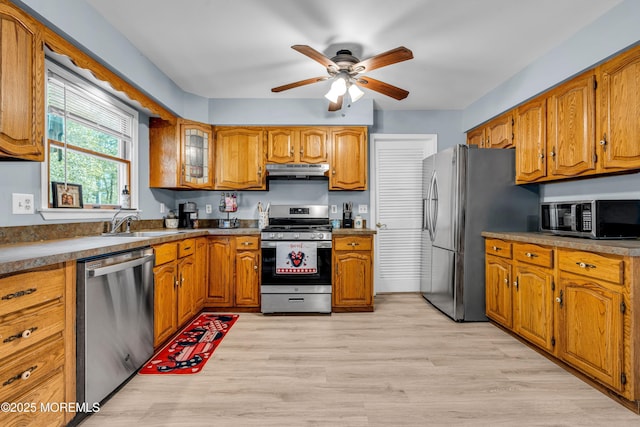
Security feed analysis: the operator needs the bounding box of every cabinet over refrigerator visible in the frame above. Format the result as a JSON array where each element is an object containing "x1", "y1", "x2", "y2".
[{"x1": 421, "y1": 145, "x2": 539, "y2": 321}]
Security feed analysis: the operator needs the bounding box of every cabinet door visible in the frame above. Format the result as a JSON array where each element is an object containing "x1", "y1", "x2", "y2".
[
  {"x1": 266, "y1": 128, "x2": 295, "y2": 163},
  {"x1": 194, "y1": 237, "x2": 208, "y2": 310},
  {"x1": 485, "y1": 255, "x2": 512, "y2": 328},
  {"x1": 547, "y1": 73, "x2": 596, "y2": 178},
  {"x1": 207, "y1": 237, "x2": 233, "y2": 306},
  {"x1": 513, "y1": 265, "x2": 554, "y2": 352},
  {"x1": 215, "y1": 128, "x2": 265, "y2": 189},
  {"x1": 177, "y1": 255, "x2": 195, "y2": 326},
  {"x1": 234, "y1": 249, "x2": 260, "y2": 307},
  {"x1": 333, "y1": 251, "x2": 372, "y2": 308},
  {"x1": 153, "y1": 262, "x2": 178, "y2": 346},
  {"x1": 466, "y1": 127, "x2": 485, "y2": 148},
  {"x1": 299, "y1": 127, "x2": 328, "y2": 163},
  {"x1": 485, "y1": 113, "x2": 513, "y2": 149},
  {"x1": 180, "y1": 122, "x2": 213, "y2": 188},
  {"x1": 515, "y1": 97, "x2": 547, "y2": 183},
  {"x1": 597, "y1": 45, "x2": 640, "y2": 171},
  {"x1": 0, "y1": 4, "x2": 44, "y2": 161},
  {"x1": 330, "y1": 127, "x2": 367, "y2": 190},
  {"x1": 557, "y1": 275, "x2": 624, "y2": 392}
]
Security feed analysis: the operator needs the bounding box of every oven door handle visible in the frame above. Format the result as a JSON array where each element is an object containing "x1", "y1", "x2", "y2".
[{"x1": 262, "y1": 241, "x2": 332, "y2": 249}]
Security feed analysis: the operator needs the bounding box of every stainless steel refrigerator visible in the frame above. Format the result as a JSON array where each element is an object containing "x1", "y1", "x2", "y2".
[{"x1": 421, "y1": 145, "x2": 538, "y2": 321}]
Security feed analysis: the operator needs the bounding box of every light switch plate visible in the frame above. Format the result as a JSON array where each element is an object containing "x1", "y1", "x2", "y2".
[
  {"x1": 206, "y1": 204, "x2": 212, "y2": 214},
  {"x1": 358, "y1": 204, "x2": 368, "y2": 214},
  {"x1": 331, "y1": 205, "x2": 338, "y2": 214},
  {"x1": 12, "y1": 193, "x2": 34, "y2": 214},
  {"x1": 160, "y1": 203, "x2": 165, "y2": 213}
]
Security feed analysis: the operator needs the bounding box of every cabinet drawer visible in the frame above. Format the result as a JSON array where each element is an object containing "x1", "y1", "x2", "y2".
[
  {"x1": 485, "y1": 239, "x2": 512, "y2": 259},
  {"x1": 1, "y1": 368, "x2": 66, "y2": 427},
  {"x1": 513, "y1": 243, "x2": 553, "y2": 268},
  {"x1": 558, "y1": 249, "x2": 624, "y2": 285},
  {"x1": 0, "y1": 302, "x2": 64, "y2": 361},
  {"x1": 0, "y1": 335, "x2": 64, "y2": 403},
  {"x1": 236, "y1": 235, "x2": 260, "y2": 250},
  {"x1": 334, "y1": 236, "x2": 372, "y2": 251},
  {"x1": 154, "y1": 242, "x2": 177, "y2": 265},
  {"x1": 178, "y1": 238, "x2": 195, "y2": 257},
  {"x1": 0, "y1": 265, "x2": 65, "y2": 318}
]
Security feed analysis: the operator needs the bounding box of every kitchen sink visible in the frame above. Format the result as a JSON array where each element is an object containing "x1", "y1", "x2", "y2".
[{"x1": 101, "y1": 231, "x2": 186, "y2": 237}]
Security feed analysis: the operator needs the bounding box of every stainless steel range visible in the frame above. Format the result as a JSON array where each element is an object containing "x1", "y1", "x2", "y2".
[{"x1": 260, "y1": 205, "x2": 332, "y2": 314}]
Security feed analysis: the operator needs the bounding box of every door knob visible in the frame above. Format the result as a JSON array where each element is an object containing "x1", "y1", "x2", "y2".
[{"x1": 376, "y1": 222, "x2": 387, "y2": 229}]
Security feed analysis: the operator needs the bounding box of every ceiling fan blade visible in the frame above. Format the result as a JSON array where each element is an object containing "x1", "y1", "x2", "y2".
[
  {"x1": 351, "y1": 46, "x2": 413, "y2": 73},
  {"x1": 271, "y1": 76, "x2": 328, "y2": 93},
  {"x1": 292, "y1": 45, "x2": 339, "y2": 70},
  {"x1": 328, "y1": 95, "x2": 343, "y2": 112},
  {"x1": 354, "y1": 76, "x2": 409, "y2": 100}
]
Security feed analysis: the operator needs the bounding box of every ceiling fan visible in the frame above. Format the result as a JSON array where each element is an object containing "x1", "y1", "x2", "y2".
[{"x1": 271, "y1": 45, "x2": 414, "y2": 111}]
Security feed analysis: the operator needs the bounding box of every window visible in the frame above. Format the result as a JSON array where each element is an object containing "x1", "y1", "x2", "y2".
[{"x1": 41, "y1": 60, "x2": 138, "y2": 219}]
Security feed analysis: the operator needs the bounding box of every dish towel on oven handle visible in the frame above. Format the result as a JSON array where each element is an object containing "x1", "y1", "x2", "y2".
[{"x1": 275, "y1": 241, "x2": 318, "y2": 274}]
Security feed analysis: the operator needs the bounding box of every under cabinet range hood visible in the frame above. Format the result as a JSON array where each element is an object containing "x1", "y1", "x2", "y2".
[{"x1": 266, "y1": 163, "x2": 329, "y2": 180}]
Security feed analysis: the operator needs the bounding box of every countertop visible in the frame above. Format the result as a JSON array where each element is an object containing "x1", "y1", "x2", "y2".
[
  {"x1": 0, "y1": 226, "x2": 376, "y2": 275},
  {"x1": 482, "y1": 231, "x2": 640, "y2": 257},
  {"x1": 0, "y1": 228, "x2": 259, "y2": 276}
]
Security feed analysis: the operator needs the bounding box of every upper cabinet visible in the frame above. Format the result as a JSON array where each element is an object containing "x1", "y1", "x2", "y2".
[
  {"x1": 466, "y1": 113, "x2": 514, "y2": 149},
  {"x1": 214, "y1": 127, "x2": 266, "y2": 190},
  {"x1": 266, "y1": 127, "x2": 328, "y2": 164},
  {"x1": 515, "y1": 72, "x2": 597, "y2": 184},
  {"x1": 596, "y1": 44, "x2": 640, "y2": 172},
  {"x1": 330, "y1": 127, "x2": 368, "y2": 190},
  {"x1": 0, "y1": 2, "x2": 44, "y2": 161},
  {"x1": 149, "y1": 118, "x2": 214, "y2": 189}
]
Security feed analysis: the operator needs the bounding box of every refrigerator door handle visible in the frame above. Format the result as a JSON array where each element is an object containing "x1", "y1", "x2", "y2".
[
  {"x1": 427, "y1": 172, "x2": 436, "y2": 241},
  {"x1": 429, "y1": 172, "x2": 439, "y2": 239},
  {"x1": 422, "y1": 198, "x2": 429, "y2": 231}
]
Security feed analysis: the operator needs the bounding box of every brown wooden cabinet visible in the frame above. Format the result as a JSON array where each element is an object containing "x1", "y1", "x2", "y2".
[
  {"x1": 0, "y1": 261, "x2": 75, "y2": 426},
  {"x1": 152, "y1": 239, "x2": 198, "y2": 347},
  {"x1": 206, "y1": 235, "x2": 260, "y2": 310},
  {"x1": 467, "y1": 112, "x2": 514, "y2": 149},
  {"x1": 485, "y1": 239, "x2": 513, "y2": 328},
  {"x1": 329, "y1": 127, "x2": 368, "y2": 190},
  {"x1": 596, "y1": 44, "x2": 640, "y2": 172},
  {"x1": 515, "y1": 72, "x2": 596, "y2": 184},
  {"x1": 266, "y1": 127, "x2": 328, "y2": 164},
  {"x1": 194, "y1": 237, "x2": 208, "y2": 309},
  {"x1": 0, "y1": 2, "x2": 44, "y2": 161},
  {"x1": 332, "y1": 235, "x2": 374, "y2": 311},
  {"x1": 556, "y1": 248, "x2": 624, "y2": 393},
  {"x1": 149, "y1": 118, "x2": 213, "y2": 189},
  {"x1": 214, "y1": 127, "x2": 266, "y2": 190}
]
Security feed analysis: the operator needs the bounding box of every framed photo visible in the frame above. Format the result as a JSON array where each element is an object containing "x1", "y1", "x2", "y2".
[{"x1": 51, "y1": 182, "x2": 83, "y2": 208}]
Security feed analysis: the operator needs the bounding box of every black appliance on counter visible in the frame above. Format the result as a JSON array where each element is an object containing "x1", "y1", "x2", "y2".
[
  {"x1": 260, "y1": 205, "x2": 332, "y2": 314},
  {"x1": 342, "y1": 202, "x2": 353, "y2": 228},
  {"x1": 178, "y1": 202, "x2": 198, "y2": 228}
]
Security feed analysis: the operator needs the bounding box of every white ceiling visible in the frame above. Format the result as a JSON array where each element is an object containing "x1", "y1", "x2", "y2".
[{"x1": 85, "y1": 0, "x2": 622, "y2": 111}]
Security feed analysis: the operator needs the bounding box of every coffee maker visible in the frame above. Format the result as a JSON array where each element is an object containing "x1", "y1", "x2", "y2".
[
  {"x1": 342, "y1": 202, "x2": 353, "y2": 228},
  {"x1": 178, "y1": 202, "x2": 198, "y2": 228}
]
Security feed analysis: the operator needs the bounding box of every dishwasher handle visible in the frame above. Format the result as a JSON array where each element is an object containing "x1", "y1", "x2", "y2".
[{"x1": 88, "y1": 253, "x2": 154, "y2": 278}]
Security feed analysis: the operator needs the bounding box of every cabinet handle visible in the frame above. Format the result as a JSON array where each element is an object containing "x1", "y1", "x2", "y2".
[
  {"x1": 290, "y1": 148, "x2": 294, "y2": 155},
  {"x1": 258, "y1": 166, "x2": 263, "y2": 177},
  {"x1": 254, "y1": 264, "x2": 258, "y2": 270},
  {"x1": 504, "y1": 277, "x2": 509, "y2": 288},
  {"x1": 349, "y1": 242, "x2": 360, "y2": 247},
  {"x1": 3, "y1": 366, "x2": 37, "y2": 386},
  {"x1": 600, "y1": 133, "x2": 607, "y2": 147},
  {"x1": 332, "y1": 169, "x2": 336, "y2": 175},
  {"x1": 242, "y1": 241, "x2": 253, "y2": 246},
  {"x1": 576, "y1": 262, "x2": 596, "y2": 269},
  {"x1": 556, "y1": 290, "x2": 563, "y2": 307},
  {"x1": 180, "y1": 273, "x2": 184, "y2": 286},
  {"x1": 525, "y1": 252, "x2": 538, "y2": 258},
  {"x1": 513, "y1": 277, "x2": 519, "y2": 290},
  {"x1": 2, "y1": 288, "x2": 37, "y2": 300},
  {"x1": 335, "y1": 262, "x2": 339, "y2": 274},
  {"x1": 183, "y1": 246, "x2": 192, "y2": 251},
  {"x1": 549, "y1": 151, "x2": 556, "y2": 157},
  {"x1": 174, "y1": 276, "x2": 178, "y2": 288},
  {"x1": 300, "y1": 148, "x2": 304, "y2": 155},
  {"x1": 491, "y1": 246, "x2": 502, "y2": 251},
  {"x1": 3, "y1": 327, "x2": 38, "y2": 343},
  {"x1": 538, "y1": 153, "x2": 544, "y2": 159}
]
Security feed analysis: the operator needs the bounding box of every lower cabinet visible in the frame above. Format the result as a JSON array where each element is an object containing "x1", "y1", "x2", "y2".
[
  {"x1": 332, "y1": 235, "x2": 374, "y2": 312},
  {"x1": 484, "y1": 236, "x2": 637, "y2": 406},
  {"x1": 152, "y1": 239, "x2": 199, "y2": 347},
  {"x1": 0, "y1": 261, "x2": 75, "y2": 427},
  {"x1": 206, "y1": 235, "x2": 260, "y2": 310}
]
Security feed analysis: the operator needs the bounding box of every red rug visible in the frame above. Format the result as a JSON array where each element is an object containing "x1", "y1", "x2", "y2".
[{"x1": 139, "y1": 313, "x2": 238, "y2": 375}]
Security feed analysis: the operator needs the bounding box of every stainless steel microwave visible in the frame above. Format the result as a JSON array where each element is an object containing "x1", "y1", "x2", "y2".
[{"x1": 540, "y1": 200, "x2": 640, "y2": 239}]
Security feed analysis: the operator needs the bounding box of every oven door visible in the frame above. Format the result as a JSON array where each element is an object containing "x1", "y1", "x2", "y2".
[{"x1": 261, "y1": 240, "x2": 332, "y2": 287}]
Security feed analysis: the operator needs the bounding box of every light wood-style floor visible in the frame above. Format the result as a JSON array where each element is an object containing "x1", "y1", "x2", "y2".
[{"x1": 80, "y1": 293, "x2": 640, "y2": 426}]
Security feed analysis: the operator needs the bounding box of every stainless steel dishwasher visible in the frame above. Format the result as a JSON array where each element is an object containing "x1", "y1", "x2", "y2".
[{"x1": 76, "y1": 247, "x2": 155, "y2": 406}]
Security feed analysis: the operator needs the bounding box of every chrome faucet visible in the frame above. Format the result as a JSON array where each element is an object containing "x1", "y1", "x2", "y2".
[{"x1": 109, "y1": 210, "x2": 140, "y2": 234}]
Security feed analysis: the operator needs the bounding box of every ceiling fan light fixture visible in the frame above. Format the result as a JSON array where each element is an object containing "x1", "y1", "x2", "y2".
[
  {"x1": 324, "y1": 74, "x2": 348, "y2": 103},
  {"x1": 348, "y1": 83, "x2": 364, "y2": 103}
]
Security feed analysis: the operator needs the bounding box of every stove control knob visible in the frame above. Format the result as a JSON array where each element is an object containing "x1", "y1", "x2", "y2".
[
  {"x1": 269, "y1": 233, "x2": 275, "y2": 239},
  {"x1": 277, "y1": 233, "x2": 284, "y2": 239},
  {"x1": 310, "y1": 233, "x2": 317, "y2": 239},
  {"x1": 294, "y1": 233, "x2": 300, "y2": 239},
  {"x1": 316, "y1": 233, "x2": 323, "y2": 240}
]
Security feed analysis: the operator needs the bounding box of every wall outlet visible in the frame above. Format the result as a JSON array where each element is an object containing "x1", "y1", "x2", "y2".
[
  {"x1": 12, "y1": 193, "x2": 34, "y2": 214},
  {"x1": 160, "y1": 202, "x2": 165, "y2": 214},
  {"x1": 206, "y1": 204, "x2": 212, "y2": 214},
  {"x1": 358, "y1": 204, "x2": 368, "y2": 214},
  {"x1": 331, "y1": 205, "x2": 338, "y2": 214}
]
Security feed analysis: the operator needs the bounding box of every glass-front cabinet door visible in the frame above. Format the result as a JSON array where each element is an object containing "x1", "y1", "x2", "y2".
[{"x1": 181, "y1": 122, "x2": 212, "y2": 188}]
